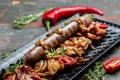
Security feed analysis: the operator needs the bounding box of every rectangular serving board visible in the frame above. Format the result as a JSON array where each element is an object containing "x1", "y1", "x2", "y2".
[{"x1": 0, "y1": 14, "x2": 120, "y2": 80}]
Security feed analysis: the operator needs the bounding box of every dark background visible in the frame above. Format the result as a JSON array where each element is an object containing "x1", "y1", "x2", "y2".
[{"x1": 0, "y1": 0, "x2": 120, "y2": 80}]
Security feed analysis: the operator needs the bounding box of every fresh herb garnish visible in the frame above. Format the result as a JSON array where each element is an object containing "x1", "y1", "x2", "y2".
[
  {"x1": 5, "y1": 60, "x2": 22, "y2": 75},
  {"x1": 90, "y1": 15, "x2": 95, "y2": 21},
  {"x1": 13, "y1": 8, "x2": 53, "y2": 29},
  {"x1": 50, "y1": 48, "x2": 56, "y2": 54},
  {"x1": 44, "y1": 50, "x2": 50, "y2": 55},
  {"x1": 63, "y1": 22, "x2": 68, "y2": 25},
  {"x1": 61, "y1": 20, "x2": 68, "y2": 26},
  {"x1": 44, "y1": 48, "x2": 66, "y2": 57},
  {"x1": 2, "y1": 54, "x2": 11, "y2": 59},
  {"x1": 1, "y1": 50, "x2": 22, "y2": 75},
  {"x1": 59, "y1": 47, "x2": 66, "y2": 56},
  {"x1": 82, "y1": 61, "x2": 105, "y2": 80},
  {"x1": 1, "y1": 50, "x2": 16, "y2": 59},
  {"x1": 44, "y1": 48, "x2": 57, "y2": 56},
  {"x1": 59, "y1": 47, "x2": 65, "y2": 53}
]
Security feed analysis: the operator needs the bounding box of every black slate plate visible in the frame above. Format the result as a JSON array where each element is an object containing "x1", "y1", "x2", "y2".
[{"x1": 0, "y1": 14, "x2": 120, "y2": 80}]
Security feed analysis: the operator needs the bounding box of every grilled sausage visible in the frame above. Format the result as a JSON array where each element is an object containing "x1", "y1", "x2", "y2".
[
  {"x1": 23, "y1": 46, "x2": 44, "y2": 66},
  {"x1": 23, "y1": 14, "x2": 93, "y2": 66}
]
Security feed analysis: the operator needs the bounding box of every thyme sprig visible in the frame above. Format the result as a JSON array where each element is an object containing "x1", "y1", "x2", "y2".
[
  {"x1": 83, "y1": 61, "x2": 105, "y2": 80},
  {"x1": 13, "y1": 8, "x2": 53, "y2": 29}
]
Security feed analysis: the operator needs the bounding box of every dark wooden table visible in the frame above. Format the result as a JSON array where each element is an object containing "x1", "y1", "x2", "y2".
[{"x1": 0, "y1": 0, "x2": 120, "y2": 80}]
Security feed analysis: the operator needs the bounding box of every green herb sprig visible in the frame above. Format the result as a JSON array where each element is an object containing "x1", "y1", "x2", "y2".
[
  {"x1": 44, "y1": 47, "x2": 66, "y2": 57},
  {"x1": 13, "y1": 8, "x2": 53, "y2": 29},
  {"x1": 44, "y1": 48, "x2": 57, "y2": 56},
  {"x1": 82, "y1": 61, "x2": 105, "y2": 80},
  {"x1": 59, "y1": 47, "x2": 65, "y2": 53},
  {"x1": 5, "y1": 60, "x2": 22, "y2": 75},
  {"x1": 1, "y1": 50, "x2": 16, "y2": 59},
  {"x1": 1, "y1": 50, "x2": 22, "y2": 75},
  {"x1": 59, "y1": 47, "x2": 66, "y2": 56}
]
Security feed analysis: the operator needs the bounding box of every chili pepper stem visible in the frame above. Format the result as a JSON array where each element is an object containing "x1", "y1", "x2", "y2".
[
  {"x1": 45, "y1": 20, "x2": 51, "y2": 30},
  {"x1": 90, "y1": 15, "x2": 95, "y2": 21},
  {"x1": 14, "y1": 8, "x2": 53, "y2": 29}
]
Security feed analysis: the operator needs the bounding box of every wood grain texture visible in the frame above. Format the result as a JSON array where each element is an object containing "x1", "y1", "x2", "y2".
[{"x1": 0, "y1": 0, "x2": 120, "y2": 80}]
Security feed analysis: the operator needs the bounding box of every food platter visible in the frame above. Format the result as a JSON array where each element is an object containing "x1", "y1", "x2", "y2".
[{"x1": 0, "y1": 14, "x2": 120, "y2": 80}]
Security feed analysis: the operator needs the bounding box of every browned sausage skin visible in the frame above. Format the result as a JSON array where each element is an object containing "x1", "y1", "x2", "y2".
[
  {"x1": 22, "y1": 14, "x2": 93, "y2": 66},
  {"x1": 23, "y1": 46, "x2": 44, "y2": 66}
]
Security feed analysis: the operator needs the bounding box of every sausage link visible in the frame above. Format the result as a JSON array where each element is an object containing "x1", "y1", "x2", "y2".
[
  {"x1": 23, "y1": 14, "x2": 93, "y2": 65},
  {"x1": 44, "y1": 33, "x2": 60, "y2": 49},
  {"x1": 81, "y1": 14, "x2": 93, "y2": 27},
  {"x1": 62, "y1": 22, "x2": 79, "y2": 38},
  {"x1": 42, "y1": 22, "x2": 79, "y2": 50},
  {"x1": 23, "y1": 46, "x2": 44, "y2": 66}
]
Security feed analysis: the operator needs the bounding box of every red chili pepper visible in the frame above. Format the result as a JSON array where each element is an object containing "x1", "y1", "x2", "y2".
[
  {"x1": 42, "y1": 6, "x2": 104, "y2": 30},
  {"x1": 103, "y1": 56, "x2": 120, "y2": 73},
  {"x1": 93, "y1": 22, "x2": 108, "y2": 29},
  {"x1": 58, "y1": 57, "x2": 77, "y2": 66},
  {"x1": 99, "y1": 23, "x2": 108, "y2": 29}
]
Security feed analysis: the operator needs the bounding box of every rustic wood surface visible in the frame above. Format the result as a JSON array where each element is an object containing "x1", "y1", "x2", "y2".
[{"x1": 0, "y1": 0, "x2": 120, "y2": 80}]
